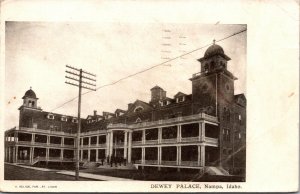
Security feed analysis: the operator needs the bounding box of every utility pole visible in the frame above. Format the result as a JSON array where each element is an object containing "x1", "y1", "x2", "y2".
[{"x1": 65, "y1": 65, "x2": 96, "y2": 180}]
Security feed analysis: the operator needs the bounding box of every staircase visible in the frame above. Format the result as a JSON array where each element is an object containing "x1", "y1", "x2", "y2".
[{"x1": 205, "y1": 166, "x2": 230, "y2": 176}]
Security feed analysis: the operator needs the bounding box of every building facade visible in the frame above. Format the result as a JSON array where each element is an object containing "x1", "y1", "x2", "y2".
[{"x1": 4, "y1": 43, "x2": 246, "y2": 176}]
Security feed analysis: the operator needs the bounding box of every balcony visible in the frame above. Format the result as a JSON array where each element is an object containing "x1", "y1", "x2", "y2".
[
  {"x1": 180, "y1": 136, "x2": 199, "y2": 143},
  {"x1": 161, "y1": 160, "x2": 177, "y2": 166},
  {"x1": 108, "y1": 113, "x2": 218, "y2": 129},
  {"x1": 144, "y1": 140, "x2": 159, "y2": 145},
  {"x1": 180, "y1": 161, "x2": 198, "y2": 166},
  {"x1": 16, "y1": 127, "x2": 76, "y2": 136},
  {"x1": 16, "y1": 140, "x2": 76, "y2": 148},
  {"x1": 80, "y1": 130, "x2": 106, "y2": 136},
  {"x1": 145, "y1": 160, "x2": 158, "y2": 165},
  {"x1": 132, "y1": 141, "x2": 143, "y2": 146},
  {"x1": 161, "y1": 138, "x2": 177, "y2": 144},
  {"x1": 204, "y1": 137, "x2": 219, "y2": 146}
]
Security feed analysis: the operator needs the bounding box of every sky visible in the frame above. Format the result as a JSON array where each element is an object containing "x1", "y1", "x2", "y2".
[{"x1": 5, "y1": 22, "x2": 246, "y2": 129}]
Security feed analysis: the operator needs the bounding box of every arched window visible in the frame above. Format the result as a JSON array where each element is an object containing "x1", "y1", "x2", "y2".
[
  {"x1": 136, "y1": 118, "x2": 142, "y2": 123},
  {"x1": 134, "y1": 106, "x2": 144, "y2": 113},
  {"x1": 204, "y1": 63, "x2": 209, "y2": 72},
  {"x1": 210, "y1": 61, "x2": 215, "y2": 70}
]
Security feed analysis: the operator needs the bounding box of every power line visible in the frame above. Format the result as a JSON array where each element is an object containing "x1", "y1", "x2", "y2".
[{"x1": 50, "y1": 28, "x2": 247, "y2": 112}]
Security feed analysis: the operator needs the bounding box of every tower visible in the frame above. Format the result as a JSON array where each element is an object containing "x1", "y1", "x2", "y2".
[
  {"x1": 18, "y1": 87, "x2": 42, "y2": 128},
  {"x1": 190, "y1": 40, "x2": 237, "y2": 116},
  {"x1": 21, "y1": 87, "x2": 38, "y2": 109},
  {"x1": 149, "y1": 85, "x2": 166, "y2": 107}
]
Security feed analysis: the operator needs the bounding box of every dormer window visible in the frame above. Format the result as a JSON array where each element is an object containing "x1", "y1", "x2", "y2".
[
  {"x1": 61, "y1": 116, "x2": 67, "y2": 122},
  {"x1": 204, "y1": 63, "x2": 209, "y2": 72},
  {"x1": 72, "y1": 118, "x2": 78, "y2": 123},
  {"x1": 134, "y1": 106, "x2": 144, "y2": 113},
  {"x1": 47, "y1": 114, "x2": 54, "y2": 120},
  {"x1": 176, "y1": 96, "x2": 185, "y2": 103},
  {"x1": 136, "y1": 118, "x2": 142, "y2": 123},
  {"x1": 162, "y1": 100, "x2": 170, "y2": 106},
  {"x1": 97, "y1": 117, "x2": 102, "y2": 121}
]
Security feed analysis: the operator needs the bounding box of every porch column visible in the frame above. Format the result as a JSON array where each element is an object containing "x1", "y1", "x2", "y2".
[
  {"x1": 32, "y1": 134, "x2": 35, "y2": 144},
  {"x1": 8, "y1": 147, "x2": 11, "y2": 163},
  {"x1": 88, "y1": 137, "x2": 91, "y2": 148},
  {"x1": 15, "y1": 146, "x2": 19, "y2": 163},
  {"x1": 124, "y1": 131, "x2": 128, "y2": 159},
  {"x1": 128, "y1": 131, "x2": 132, "y2": 163},
  {"x1": 4, "y1": 148, "x2": 7, "y2": 162},
  {"x1": 106, "y1": 133, "x2": 110, "y2": 157},
  {"x1": 46, "y1": 148, "x2": 49, "y2": 161},
  {"x1": 142, "y1": 130, "x2": 145, "y2": 144},
  {"x1": 199, "y1": 145, "x2": 205, "y2": 166},
  {"x1": 177, "y1": 125, "x2": 181, "y2": 142},
  {"x1": 199, "y1": 122, "x2": 205, "y2": 141},
  {"x1": 47, "y1": 135, "x2": 50, "y2": 145},
  {"x1": 31, "y1": 147, "x2": 35, "y2": 163},
  {"x1": 60, "y1": 149, "x2": 64, "y2": 160},
  {"x1": 142, "y1": 147, "x2": 145, "y2": 164},
  {"x1": 12, "y1": 147, "x2": 16, "y2": 163},
  {"x1": 158, "y1": 146, "x2": 161, "y2": 165},
  {"x1": 14, "y1": 131, "x2": 18, "y2": 143},
  {"x1": 177, "y1": 146, "x2": 181, "y2": 166},
  {"x1": 158, "y1": 128, "x2": 162, "y2": 144},
  {"x1": 96, "y1": 136, "x2": 99, "y2": 147},
  {"x1": 61, "y1": 137, "x2": 64, "y2": 147},
  {"x1": 88, "y1": 149, "x2": 90, "y2": 161},
  {"x1": 96, "y1": 149, "x2": 99, "y2": 162},
  {"x1": 109, "y1": 131, "x2": 114, "y2": 157},
  {"x1": 80, "y1": 150, "x2": 83, "y2": 161}
]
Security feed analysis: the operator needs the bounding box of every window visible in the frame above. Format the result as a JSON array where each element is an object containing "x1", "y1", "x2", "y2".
[
  {"x1": 210, "y1": 61, "x2": 215, "y2": 70},
  {"x1": 134, "y1": 106, "x2": 144, "y2": 113},
  {"x1": 204, "y1": 63, "x2": 209, "y2": 72},
  {"x1": 223, "y1": 129, "x2": 230, "y2": 141},
  {"x1": 72, "y1": 118, "x2": 78, "y2": 123},
  {"x1": 136, "y1": 118, "x2": 142, "y2": 123},
  {"x1": 61, "y1": 116, "x2": 67, "y2": 122},
  {"x1": 47, "y1": 114, "x2": 54, "y2": 120},
  {"x1": 223, "y1": 107, "x2": 230, "y2": 121},
  {"x1": 162, "y1": 100, "x2": 169, "y2": 106},
  {"x1": 177, "y1": 96, "x2": 185, "y2": 103}
]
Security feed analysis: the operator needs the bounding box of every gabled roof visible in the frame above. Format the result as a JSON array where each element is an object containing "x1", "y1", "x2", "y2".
[
  {"x1": 234, "y1": 93, "x2": 246, "y2": 107},
  {"x1": 115, "y1": 109, "x2": 126, "y2": 113},
  {"x1": 127, "y1": 99, "x2": 153, "y2": 113},
  {"x1": 151, "y1": 85, "x2": 163, "y2": 90},
  {"x1": 174, "y1": 92, "x2": 187, "y2": 97},
  {"x1": 234, "y1": 94, "x2": 246, "y2": 101}
]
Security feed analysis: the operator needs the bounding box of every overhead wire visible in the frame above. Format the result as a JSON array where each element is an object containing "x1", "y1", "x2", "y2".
[{"x1": 50, "y1": 28, "x2": 247, "y2": 112}]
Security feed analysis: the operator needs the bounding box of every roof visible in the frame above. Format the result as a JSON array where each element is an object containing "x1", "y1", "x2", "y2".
[
  {"x1": 22, "y1": 88, "x2": 37, "y2": 99},
  {"x1": 151, "y1": 85, "x2": 163, "y2": 90},
  {"x1": 198, "y1": 43, "x2": 231, "y2": 61},
  {"x1": 174, "y1": 92, "x2": 187, "y2": 97}
]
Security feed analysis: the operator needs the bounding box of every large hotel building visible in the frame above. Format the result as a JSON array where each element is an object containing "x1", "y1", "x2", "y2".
[{"x1": 4, "y1": 42, "x2": 246, "y2": 176}]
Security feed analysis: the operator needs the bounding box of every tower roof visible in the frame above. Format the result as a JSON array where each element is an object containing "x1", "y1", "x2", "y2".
[
  {"x1": 199, "y1": 41, "x2": 231, "y2": 61},
  {"x1": 22, "y1": 87, "x2": 37, "y2": 99},
  {"x1": 204, "y1": 44, "x2": 225, "y2": 58}
]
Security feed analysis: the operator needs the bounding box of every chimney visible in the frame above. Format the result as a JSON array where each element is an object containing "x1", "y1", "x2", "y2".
[
  {"x1": 150, "y1": 86, "x2": 166, "y2": 102},
  {"x1": 128, "y1": 103, "x2": 133, "y2": 110},
  {"x1": 94, "y1": 110, "x2": 97, "y2": 116}
]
